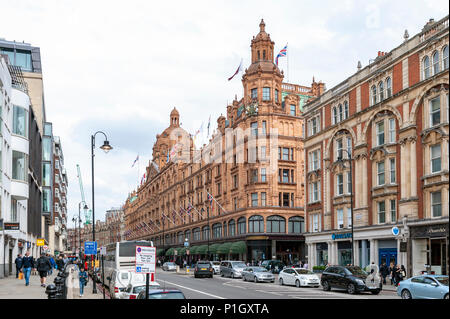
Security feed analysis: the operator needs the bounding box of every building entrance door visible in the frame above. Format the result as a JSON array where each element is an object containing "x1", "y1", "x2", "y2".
[{"x1": 379, "y1": 248, "x2": 397, "y2": 267}]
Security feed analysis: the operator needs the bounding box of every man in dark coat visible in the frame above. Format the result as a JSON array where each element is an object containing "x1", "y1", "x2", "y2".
[
  {"x1": 36, "y1": 253, "x2": 52, "y2": 287},
  {"x1": 379, "y1": 262, "x2": 389, "y2": 284},
  {"x1": 56, "y1": 255, "x2": 65, "y2": 271},
  {"x1": 15, "y1": 254, "x2": 23, "y2": 278},
  {"x1": 22, "y1": 251, "x2": 35, "y2": 286}
]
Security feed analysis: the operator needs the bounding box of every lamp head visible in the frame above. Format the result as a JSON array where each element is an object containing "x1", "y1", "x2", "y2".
[
  {"x1": 83, "y1": 204, "x2": 89, "y2": 210},
  {"x1": 100, "y1": 140, "x2": 113, "y2": 153}
]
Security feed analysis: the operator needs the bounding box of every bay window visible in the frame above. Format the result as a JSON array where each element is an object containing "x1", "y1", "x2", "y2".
[
  {"x1": 13, "y1": 105, "x2": 28, "y2": 138},
  {"x1": 12, "y1": 151, "x2": 27, "y2": 181}
]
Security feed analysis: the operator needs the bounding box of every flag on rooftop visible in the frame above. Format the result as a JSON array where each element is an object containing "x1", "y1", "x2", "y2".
[
  {"x1": 276, "y1": 44, "x2": 287, "y2": 65},
  {"x1": 228, "y1": 58, "x2": 243, "y2": 81}
]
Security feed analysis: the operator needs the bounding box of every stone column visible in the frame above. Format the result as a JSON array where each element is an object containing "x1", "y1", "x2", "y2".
[
  {"x1": 361, "y1": 239, "x2": 368, "y2": 268},
  {"x1": 409, "y1": 137, "x2": 417, "y2": 198},
  {"x1": 400, "y1": 139, "x2": 407, "y2": 199},
  {"x1": 354, "y1": 157, "x2": 361, "y2": 208},
  {"x1": 326, "y1": 168, "x2": 331, "y2": 215},
  {"x1": 362, "y1": 156, "x2": 368, "y2": 207},
  {"x1": 327, "y1": 241, "x2": 332, "y2": 265},
  {"x1": 369, "y1": 239, "x2": 376, "y2": 265},
  {"x1": 353, "y1": 240, "x2": 359, "y2": 266},
  {"x1": 271, "y1": 240, "x2": 277, "y2": 259}
]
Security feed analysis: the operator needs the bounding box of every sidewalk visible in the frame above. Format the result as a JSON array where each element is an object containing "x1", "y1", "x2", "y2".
[
  {"x1": 65, "y1": 264, "x2": 104, "y2": 299},
  {"x1": 0, "y1": 271, "x2": 57, "y2": 299}
]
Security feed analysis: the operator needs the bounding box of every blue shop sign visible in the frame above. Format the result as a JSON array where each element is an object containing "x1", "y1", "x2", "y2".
[{"x1": 332, "y1": 233, "x2": 352, "y2": 240}]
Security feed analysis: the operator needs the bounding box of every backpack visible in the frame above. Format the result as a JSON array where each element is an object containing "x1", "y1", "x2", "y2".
[{"x1": 37, "y1": 258, "x2": 48, "y2": 270}]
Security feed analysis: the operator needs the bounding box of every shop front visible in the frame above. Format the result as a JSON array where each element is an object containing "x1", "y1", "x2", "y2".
[{"x1": 410, "y1": 222, "x2": 448, "y2": 276}]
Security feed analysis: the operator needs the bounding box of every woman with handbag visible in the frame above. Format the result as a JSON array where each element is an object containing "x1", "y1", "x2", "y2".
[{"x1": 79, "y1": 267, "x2": 88, "y2": 297}]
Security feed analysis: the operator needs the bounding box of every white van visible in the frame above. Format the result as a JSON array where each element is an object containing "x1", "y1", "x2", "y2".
[{"x1": 108, "y1": 270, "x2": 148, "y2": 299}]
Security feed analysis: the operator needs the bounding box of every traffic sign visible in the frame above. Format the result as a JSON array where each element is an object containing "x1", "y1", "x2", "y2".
[
  {"x1": 37, "y1": 239, "x2": 45, "y2": 246},
  {"x1": 135, "y1": 246, "x2": 156, "y2": 276},
  {"x1": 84, "y1": 241, "x2": 97, "y2": 255},
  {"x1": 392, "y1": 226, "x2": 400, "y2": 236},
  {"x1": 184, "y1": 241, "x2": 189, "y2": 247},
  {"x1": 100, "y1": 246, "x2": 106, "y2": 256}
]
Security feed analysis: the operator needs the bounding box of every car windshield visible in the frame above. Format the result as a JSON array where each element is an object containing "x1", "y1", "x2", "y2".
[
  {"x1": 167, "y1": 263, "x2": 176, "y2": 266},
  {"x1": 148, "y1": 292, "x2": 185, "y2": 299},
  {"x1": 434, "y1": 276, "x2": 449, "y2": 286},
  {"x1": 253, "y1": 267, "x2": 268, "y2": 272},
  {"x1": 197, "y1": 263, "x2": 210, "y2": 268},
  {"x1": 133, "y1": 286, "x2": 146, "y2": 293},
  {"x1": 345, "y1": 266, "x2": 367, "y2": 276},
  {"x1": 294, "y1": 269, "x2": 314, "y2": 275},
  {"x1": 232, "y1": 262, "x2": 246, "y2": 268},
  {"x1": 212, "y1": 262, "x2": 220, "y2": 265}
]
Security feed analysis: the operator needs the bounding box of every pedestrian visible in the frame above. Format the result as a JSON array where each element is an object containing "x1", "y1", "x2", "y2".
[
  {"x1": 389, "y1": 262, "x2": 395, "y2": 285},
  {"x1": 400, "y1": 265, "x2": 407, "y2": 283},
  {"x1": 47, "y1": 254, "x2": 56, "y2": 276},
  {"x1": 63, "y1": 254, "x2": 69, "y2": 265},
  {"x1": 56, "y1": 255, "x2": 64, "y2": 271},
  {"x1": 15, "y1": 254, "x2": 23, "y2": 278},
  {"x1": 393, "y1": 264, "x2": 402, "y2": 286},
  {"x1": 36, "y1": 253, "x2": 52, "y2": 287},
  {"x1": 380, "y1": 262, "x2": 388, "y2": 284},
  {"x1": 79, "y1": 267, "x2": 88, "y2": 297},
  {"x1": 22, "y1": 250, "x2": 35, "y2": 286}
]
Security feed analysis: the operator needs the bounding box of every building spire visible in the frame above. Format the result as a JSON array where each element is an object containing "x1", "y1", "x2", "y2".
[{"x1": 260, "y1": 19, "x2": 265, "y2": 32}]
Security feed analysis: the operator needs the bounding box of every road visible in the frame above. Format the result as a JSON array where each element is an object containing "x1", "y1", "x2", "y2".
[{"x1": 153, "y1": 268, "x2": 399, "y2": 299}]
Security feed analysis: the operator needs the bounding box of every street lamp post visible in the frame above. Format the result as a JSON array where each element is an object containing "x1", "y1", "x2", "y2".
[
  {"x1": 337, "y1": 148, "x2": 354, "y2": 266},
  {"x1": 78, "y1": 201, "x2": 88, "y2": 260},
  {"x1": 72, "y1": 217, "x2": 77, "y2": 253},
  {"x1": 91, "y1": 131, "x2": 113, "y2": 294}
]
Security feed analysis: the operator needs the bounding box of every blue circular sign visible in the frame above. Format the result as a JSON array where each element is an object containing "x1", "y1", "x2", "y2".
[
  {"x1": 392, "y1": 226, "x2": 400, "y2": 236},
  {"x1": 137, "y1": 247, "x2": 142, "y2": 253},
  {"x1": 331, "y1": 234, "x2": 336, "y2": 240}
]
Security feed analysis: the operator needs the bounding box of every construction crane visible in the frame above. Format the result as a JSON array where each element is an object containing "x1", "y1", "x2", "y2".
[{"x1": 77, "y1": 164, "x2": 91, "y2": 225}]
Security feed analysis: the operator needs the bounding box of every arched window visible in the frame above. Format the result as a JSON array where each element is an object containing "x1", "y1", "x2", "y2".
[
  {"x1": 177, "y1": 231, "x2": 183, "y2": 243},
  {"x1": 228, "y1": 219, "x2": 236, "y2": 237},
  {"x1": 423, "y1": 56, "x2": 430, "y2": 79},
  {"x1": 288, "y1": 216, "x2": 304, "y2": 233},
  {"x1": 386, "y1": 77, "x2": 392, "y2": 98},
  {"x1": 212, "y1": 223, "x2": 222, "y2": 239},
  {"x1": 378, "y1": 81, "x2": 384, "y2": 101},
  {"x1": 248, "y1": 215, "x2": 264, "y2": 233},
  {"x1": 432, "y1": 51, "x2": 440, "y2": 75},
  {"x1": 371, "y1": 85, "x2": 377, "y2": 105},
  {"x1": 193, "y1": 227, "x2": 201, "y2": 241},
  {"x1": 185, "y1": 230, "x2": 191, "y2": 242},
  {"x1": 333, "y1": 107, "x2": 338, "y2": 124},
  {"x1": 338, "y1": 104, "x2": 343, "y2": 122},
  {"x1": 267, "y1": 215, "x2": 286, "y2": 233},
  {"x1": 202, "y1": 226, "x2": 210, "y2": 241},
  {"x1": 343, "y1": 101, "x2": 349, "y2": 119},
  {"x1": 237, "y1": 217, "x2": 246, "y2": 234},
  {"x1": 223, "y1": 222, "x2": 227, "y2": 237},
  {"x1": 443, "y1": 46, "x2": 449, "y2": 70}
]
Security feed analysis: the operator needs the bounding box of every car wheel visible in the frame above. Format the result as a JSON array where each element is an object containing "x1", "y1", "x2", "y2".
[
  {"x1": 371, "y1": 289, "x2": 381, "y2": 295},
  {"x1": 347, "y1": 283, "x2": 356, "y2": 295},
  {"x1": 401, "y1": 289, "x2": 412, "y2": 299},
  {"x1": 295, "y1": 280, "x2": 300, "y2": 288},
  {"x1": 254, "y1": 276, "x2": 258, "y2": 283},
  {"x1": 279, "y1": 278, "x2": 284, "y2": 286},
  {"x1": 210, "y1": 275, "x2": 213, "y2": 278},
  {"x1": 322, "y1": 280, "x2": 331, "y2": 291},
  {"x1": 444, "y1": 294, "x2": 448, "y2": 300},
  {"x1": 243, "y1": 276, "x2": 246, "y2": 281},
  {"x1": 231, "y1": 273, "x2": 235, "y2": 279},
  {"x1": 220, "y1": 272, "x2": 224, "y2": 277}
]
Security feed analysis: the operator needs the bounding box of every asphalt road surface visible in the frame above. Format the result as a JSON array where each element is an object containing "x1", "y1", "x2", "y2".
[{"x1": 154, "y1": 268, "x2": 400, "y2": 299}]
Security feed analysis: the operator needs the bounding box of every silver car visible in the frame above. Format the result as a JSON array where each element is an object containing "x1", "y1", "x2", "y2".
[
  {"x1": 242, "y1": 267, "x2": 275, "y2": 283},
  {"x1": 162, "y1": 262, "x2": 177, "y2": 271},
  {"x1": 211, "y1": 261, "x2": 221, "y2": 274},
  {"x1": 220, "y1": 261, "x2": 246, "y2": 278}
]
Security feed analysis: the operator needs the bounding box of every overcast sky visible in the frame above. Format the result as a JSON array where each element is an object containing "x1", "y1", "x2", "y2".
[{"x1": 0, "y1": 0, "x2": 448, "y2": 225}]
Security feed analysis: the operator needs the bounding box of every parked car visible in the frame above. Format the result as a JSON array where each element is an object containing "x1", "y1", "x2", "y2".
[
  {"x1": 120, "y1": 281, "x2": 161, "y2": 299},
  {"x1": 242, "y1": 267, "x2": 275, "y2": 283},
  {"x1": 137, "y1": 289, "x2": 186, "y2": 299},
  {"x1": 261, "y1": 260, "x2": 285, "y2": 274},
  {"x1": 321, "y1": 265, "x2": 382, "y2": 295},
  {"x1": 162, "y1": 262, "x2": 177, "y2": 271},
  {"x1": 397, "y1": 275, "x2": 448, "y2": 299},
  {"x1": 220, "y1": 261, "x2": 247, "y2": 278},
  {"x1": 194, "y1": 261, "x2": 214, "y2": 278},
  {"x1": 211, "y1": 261, "x2": 221, "y2": 274},
  {"x1": 279, "y1": 268, "x2": 320, "y2": 288}
]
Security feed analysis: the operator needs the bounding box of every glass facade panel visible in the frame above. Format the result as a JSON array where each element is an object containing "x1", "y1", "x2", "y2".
[
  {"x1": 12, "y1": 151, "x2": 27, "y2": 181},
  {"x1": 13, "y1": 105, "x2": 28, "y2": 138},
  {"x1": 43, "y1": 188, "x2": 51, "y2": 213},
  {"x1": 43, "y1": 137, "x2": 52, "y2": 161},
  {"x1": 42, "y1": 162, "x2": 51, "y2": 187}
]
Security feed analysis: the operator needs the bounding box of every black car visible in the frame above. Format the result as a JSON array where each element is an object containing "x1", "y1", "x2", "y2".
[
  {"x1": 320, "y1": 265, "x2": 382, "y2": 295},
  {"x1": 194, "y1": 261, "x2": 214, "y2": 278},
  {"x1": 261, "y1": 260, "x2": 285, "y2": 274}
]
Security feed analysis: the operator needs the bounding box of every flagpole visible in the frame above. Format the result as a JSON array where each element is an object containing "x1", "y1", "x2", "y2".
[
  {"x1": 287, "y1": 42, "x2": 289, "y2": 83},
  {"x1": 206, "y1": 191, "x2": 228, "y2": 215}
]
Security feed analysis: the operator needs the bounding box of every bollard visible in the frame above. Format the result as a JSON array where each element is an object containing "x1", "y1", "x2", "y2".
[{"x1": 45, "y1": 284, "x2": 58, "y2": 299}]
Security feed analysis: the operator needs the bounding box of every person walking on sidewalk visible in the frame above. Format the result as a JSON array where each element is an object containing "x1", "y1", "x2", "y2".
[
  {"x1": 15, "y1": 254, "x2": 23, "y2": 278},
  {"x1": 36, "y1": 253, "x2": 52, "y2": 287},
  {"x1": 56, "y1": 255, "x2": 64, "y2": 272},
  {"x1": 47, "y1": 254, "x2": 56, "y2": 276},
  {"x1": 22, "y1": 251, "x2": 35, "y2": 286},
  {"x1": 380, "y1": 262, "x2": 389, "y2": 284},
  {"x1": 79, "y1": 267, "x2": 88, "y2": 297}
]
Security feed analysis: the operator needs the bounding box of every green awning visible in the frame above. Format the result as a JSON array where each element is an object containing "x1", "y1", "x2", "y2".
[
  {"x1": 229, "y1": 241, "x2": 246, "y2": 254},
  {"x1": 196, "y1": 245, "x2": 209, "y2": 254},
  {"x1": 156, "y1": 248, "x2": 165, "y2": 256},
  {"x1": 189, "y1": 246, "x2": 198, "y2": 254},
  {"x1": 217, "y1": 242, "x2": 233, "y2": 254},
  {"x1": 208, "y1": 243, "x2": 222, "y2": 254},
  {"x1": 165, "y1": 247, "x2": 175, "y2": 256}
]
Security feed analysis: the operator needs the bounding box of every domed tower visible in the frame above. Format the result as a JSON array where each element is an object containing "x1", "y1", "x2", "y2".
[
  {"x1": 170, "y1": 107, "x2": 180, "y2": 127},
  {"x1": 242, "y1": 19, "x2": 284, "y2": 110}
]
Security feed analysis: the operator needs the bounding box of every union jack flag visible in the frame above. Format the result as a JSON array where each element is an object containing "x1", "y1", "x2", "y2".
[
  {"x1": 276, "y1": 44, "x2": 287, "y2": 66},
  {"x1": 186, "y1": 204, "x2": 193, "y2": 215},
  {"x1": 207, "y1": 193, "x2": 213, "y2": 212}
]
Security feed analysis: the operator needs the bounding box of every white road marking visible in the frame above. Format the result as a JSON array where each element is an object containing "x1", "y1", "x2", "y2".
[
  {"x1": 159, "y1": 280, "x2": 226, "y2": 299},
  {"x1": 255, "y1": 290, "x2": 283, "y2": 296}
]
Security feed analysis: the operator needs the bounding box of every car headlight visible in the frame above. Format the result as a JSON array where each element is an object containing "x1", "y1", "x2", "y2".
[
  {"x1": 300, "y1": 276, "x2": 307, "y2": 280},
  {"x1": 355, "y1": 279, "x2": 365, "y2": 285}
]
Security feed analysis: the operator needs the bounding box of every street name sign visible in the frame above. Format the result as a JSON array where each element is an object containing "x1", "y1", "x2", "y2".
[
  {"x1": 135, "y1": 246, "x2": 156, "y2": 277},
  {"x1": 84, "y1": 241, "x2": 97, "y2": 255}
]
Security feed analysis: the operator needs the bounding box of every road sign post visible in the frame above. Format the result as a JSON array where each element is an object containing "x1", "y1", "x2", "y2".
[
  {"x1": 99, "y1": 246, "x2": 106, "y2": 299},
  {"x1": 135, "y1": 246, "x2": 156, "y2": 300}
]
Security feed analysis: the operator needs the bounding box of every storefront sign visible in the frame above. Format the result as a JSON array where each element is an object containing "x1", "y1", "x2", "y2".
[
  {"x1": 331, "y1": 233, "x2": 352, "y2": 240},
  {"x1": 410, "y1": 224, "x2": 448, "y2": 239},
  {"x1": 4, "y1": 223, "x2": 19, "y2": 230},
  {"x1": 400, "y1": 242, "x2": 407, "y2": 252}
]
